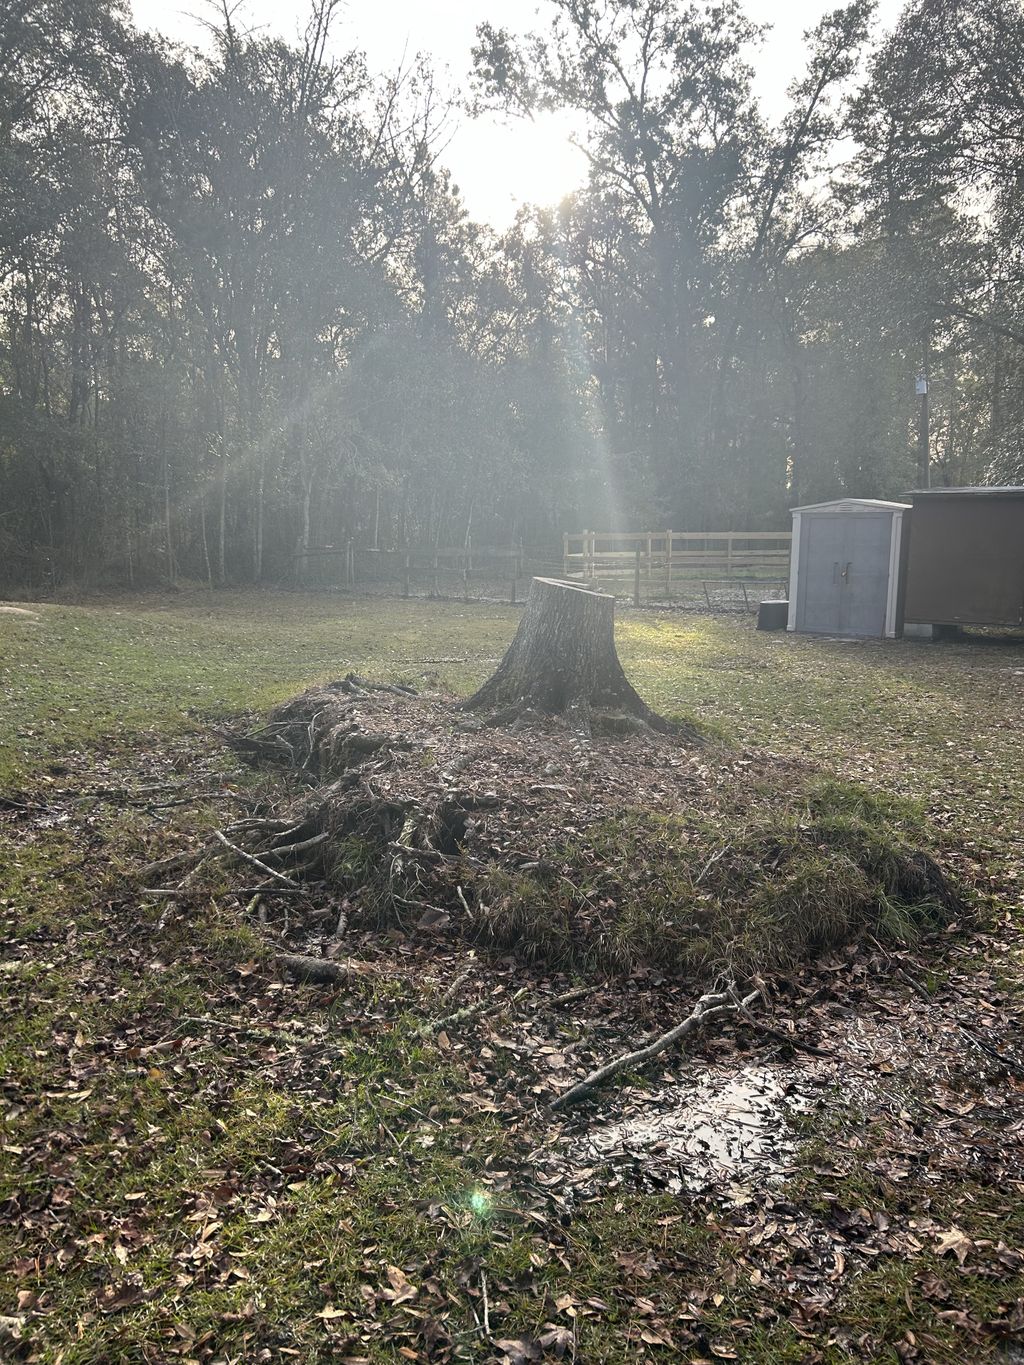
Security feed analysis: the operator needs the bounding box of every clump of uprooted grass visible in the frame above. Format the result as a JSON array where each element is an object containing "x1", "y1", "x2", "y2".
[{"x1": 468, "y1": 779, "x2": 963, "y2": 980}]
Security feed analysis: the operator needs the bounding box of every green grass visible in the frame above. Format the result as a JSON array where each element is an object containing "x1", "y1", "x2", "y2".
[
  {"x1": 2, "y1": 588, "x2": 1023, "y2": 1362},
  {"x1": 473, "y1": 779, "x2": 958, "y2": 978},
  {"x1": 0, "y1": 591, "x2": 514, "y2": 788}
]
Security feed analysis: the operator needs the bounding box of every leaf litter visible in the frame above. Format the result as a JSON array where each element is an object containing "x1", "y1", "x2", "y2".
[{"x1": 3, "y1": 646, "x2": 1024, "y2": 1362}]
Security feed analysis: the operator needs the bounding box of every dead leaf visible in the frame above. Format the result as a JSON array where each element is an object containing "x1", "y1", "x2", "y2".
[
  {"x1": 640, "y1": 1324, "x2": 676, "y2": 1347},
  {"x1": 494, "y1": 1339, "x2": 542, "y2": 1364},
  {"x1": 935, "y1": 1228, "x2": 973, "y2": 1264},
  {"x1": 383, "y1": 1264, "x2": 418, "y2": 1304},
  {"x1": 96, "y1": 1281, "x2": 155, "y2": 1313}
]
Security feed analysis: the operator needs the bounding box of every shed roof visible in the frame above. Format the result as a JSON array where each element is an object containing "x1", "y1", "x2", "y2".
[
  {"x1": 908, "y1": 486, "x2": 1024, "y2": 499},
  {"x1": 790, "y1": 498, "x2": 911, "y2": 513}
]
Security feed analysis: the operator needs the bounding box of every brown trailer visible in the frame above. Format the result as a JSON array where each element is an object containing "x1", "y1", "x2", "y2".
[{"x1": 902, "y1": 487, "x2": 1024, "y2": 629}]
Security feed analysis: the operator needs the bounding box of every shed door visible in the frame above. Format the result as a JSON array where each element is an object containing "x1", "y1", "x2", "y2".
[
  {"x1": 839, "y1": 514, "x2": 891, "y2": 637},
  {"x1": 798, "y1": 512, "x2": 891, "y2": 637},
  {"x1": 798, "y1": 514, "x2": 845, "y2": 633}
]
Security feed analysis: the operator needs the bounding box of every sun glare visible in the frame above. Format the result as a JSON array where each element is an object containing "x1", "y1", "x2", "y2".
[{"x1": 449, "y1": 109, "x2": 588, "y2": 227}]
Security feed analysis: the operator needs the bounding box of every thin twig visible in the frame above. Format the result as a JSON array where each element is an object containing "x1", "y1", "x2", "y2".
[
  {"x1": 419, "y1": 986, "x2": 529, "y2": 1037},
  {"x1": 260, "y1": 830, "x2": 329, "y2": 862},
  {"x1": 212, "y1": 829, "x2": 300, "y2": 887},
  {"x1": 548, "y1": 984, "x2": 600, "y2": 1008},
  {"x1": 740, "y1": 1011, "x2": 834, "y2": 1059},
  {"x1": 694, "y1": 845, "x2": 730, "y2": 887},
  {"x1": 551, "y1": 985, "x2": 760, "y2": 1112}
]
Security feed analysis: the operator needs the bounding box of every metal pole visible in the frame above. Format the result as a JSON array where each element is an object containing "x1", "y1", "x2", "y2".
[{"x1": 917, "y1": 345, "x2": 930, "y2": 488}]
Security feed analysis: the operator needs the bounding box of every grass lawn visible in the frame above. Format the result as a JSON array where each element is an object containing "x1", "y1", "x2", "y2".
[{"x1": 2, "y1": 589, "x2": 1023, "y2": 1363}]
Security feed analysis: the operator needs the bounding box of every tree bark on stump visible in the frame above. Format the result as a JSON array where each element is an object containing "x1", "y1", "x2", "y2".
[{"x1": 462, "y1": 577, "x2": 673, "y2": 732}]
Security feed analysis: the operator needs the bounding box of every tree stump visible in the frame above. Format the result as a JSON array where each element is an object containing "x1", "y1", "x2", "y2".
[{"x1": 463, "y1": 577, "x2": 674, "y2": 732}]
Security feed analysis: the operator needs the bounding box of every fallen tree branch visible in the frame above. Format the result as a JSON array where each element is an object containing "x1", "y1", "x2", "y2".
[
  {"x1": 235, "y1": 885, "x2": 308, "y2": 896},
  {"x1": 895, "y1": 968, "x2": 1024, "y2": 1079},
  {"x1": 438, "y1": 966, "x2": 473, "y2": 1006},
  {"x1": 957, "y1": 1023, "x2": 1024, "y2": 1080},
  {"x1": 548, "y1": 984, "x2": 600, "y2": 1008},
  {"x1": 212, "y1": 829, "x2": 300, "y2": 887},
  {"x1": 275, "y1": 953, "x2": 369, "y2": 985},
  {"x1": 348, "y1": 673, "x2": 418, "y2": 697},
  {"x1": 550, "y1": 985, "x2": 760, "y2": 1111},
  {"x1": 261, "y1": 830, "x2": 330, "y2": 862},
  {"x1": 418, "y1": 985, "x2": 530, "y2": 1037}
]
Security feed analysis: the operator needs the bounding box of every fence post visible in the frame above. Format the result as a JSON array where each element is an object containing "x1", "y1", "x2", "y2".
[
  {"x1": 646, "y1": 532, "x2": 653, "y2": 578},
  {"x1": 634, "y1": 546, "x2": 641, "y2": 608},
  {"x1": 726, "y1": 534, "x2": 733, "y2": 578},
  {"x1": 462, "y1": 552, "x2": 469, "y2": 601},
  {"x1": 562, "y1": 531, "x2": 570, "y2": 578},
  {"x1": 665, "y1": 530, "x2": 673, "y2": 588},
  {"x1": 403, "y1": 551, "x2": 410, "y2": 598},
  {"x1": 432, "y1": 552, "x2": 439, "y2": 598}
]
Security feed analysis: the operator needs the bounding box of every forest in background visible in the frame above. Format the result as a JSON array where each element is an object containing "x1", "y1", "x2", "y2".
[{"x1": 2, "y1": 0, "x2": 1024, "y2": 590}]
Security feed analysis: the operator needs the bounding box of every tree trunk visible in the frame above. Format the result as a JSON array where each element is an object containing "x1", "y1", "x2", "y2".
[{"x1": 463, "y1": 577, "x2": 672, "y2": 732}]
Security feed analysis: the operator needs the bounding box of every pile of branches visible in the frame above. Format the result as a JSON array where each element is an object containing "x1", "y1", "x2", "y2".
[
  {"x1": 136, "y1": 675, "x2": 970, "y2": 1107},
  {"x1": 152, "y1": 676, "x2": 963, "y2": 975}
]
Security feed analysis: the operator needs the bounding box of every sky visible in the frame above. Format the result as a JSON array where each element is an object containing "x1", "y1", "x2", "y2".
[{"x1": 130, "y1": 0, "x2": 904, "y2": 228}]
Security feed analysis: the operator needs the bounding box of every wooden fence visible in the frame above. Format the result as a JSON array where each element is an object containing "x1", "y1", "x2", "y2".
[
  {"x1": 289, "y1": 531, "x2": 791, "y2": 611},
  {"x1": 291, "y1": 540, "x2": 553, "y2": 601},
  {"x1": 563, "y1": 529, "x2": 792, "y2": 582}
]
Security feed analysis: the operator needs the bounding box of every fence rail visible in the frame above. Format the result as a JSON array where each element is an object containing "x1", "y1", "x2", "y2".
[
  {"x1": 289, "y1": 533, "x2": 790, "y2": 613},
  {"x1": 563, "y1": 529, "x2": 792, "y2": 581}
]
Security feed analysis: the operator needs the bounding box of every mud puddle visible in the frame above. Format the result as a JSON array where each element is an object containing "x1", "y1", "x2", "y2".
[{"x1": 570, "y1": 1063, "x2": 829, "y2": 1204}]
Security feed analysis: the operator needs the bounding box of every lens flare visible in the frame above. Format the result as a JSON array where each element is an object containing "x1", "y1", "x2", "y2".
[{"x1": 467, "y1": 1187, "x2": 492, "y2": 1218}]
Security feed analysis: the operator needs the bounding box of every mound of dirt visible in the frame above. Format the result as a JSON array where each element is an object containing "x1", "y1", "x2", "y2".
[{"x1": 226, "y1": 677, "x2": 964, "y2": 980}]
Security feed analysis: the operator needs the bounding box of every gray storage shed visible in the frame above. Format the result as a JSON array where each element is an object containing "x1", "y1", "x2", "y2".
[{"x1": 787, "y1": 499, "x2": 909, "y2": 638}]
